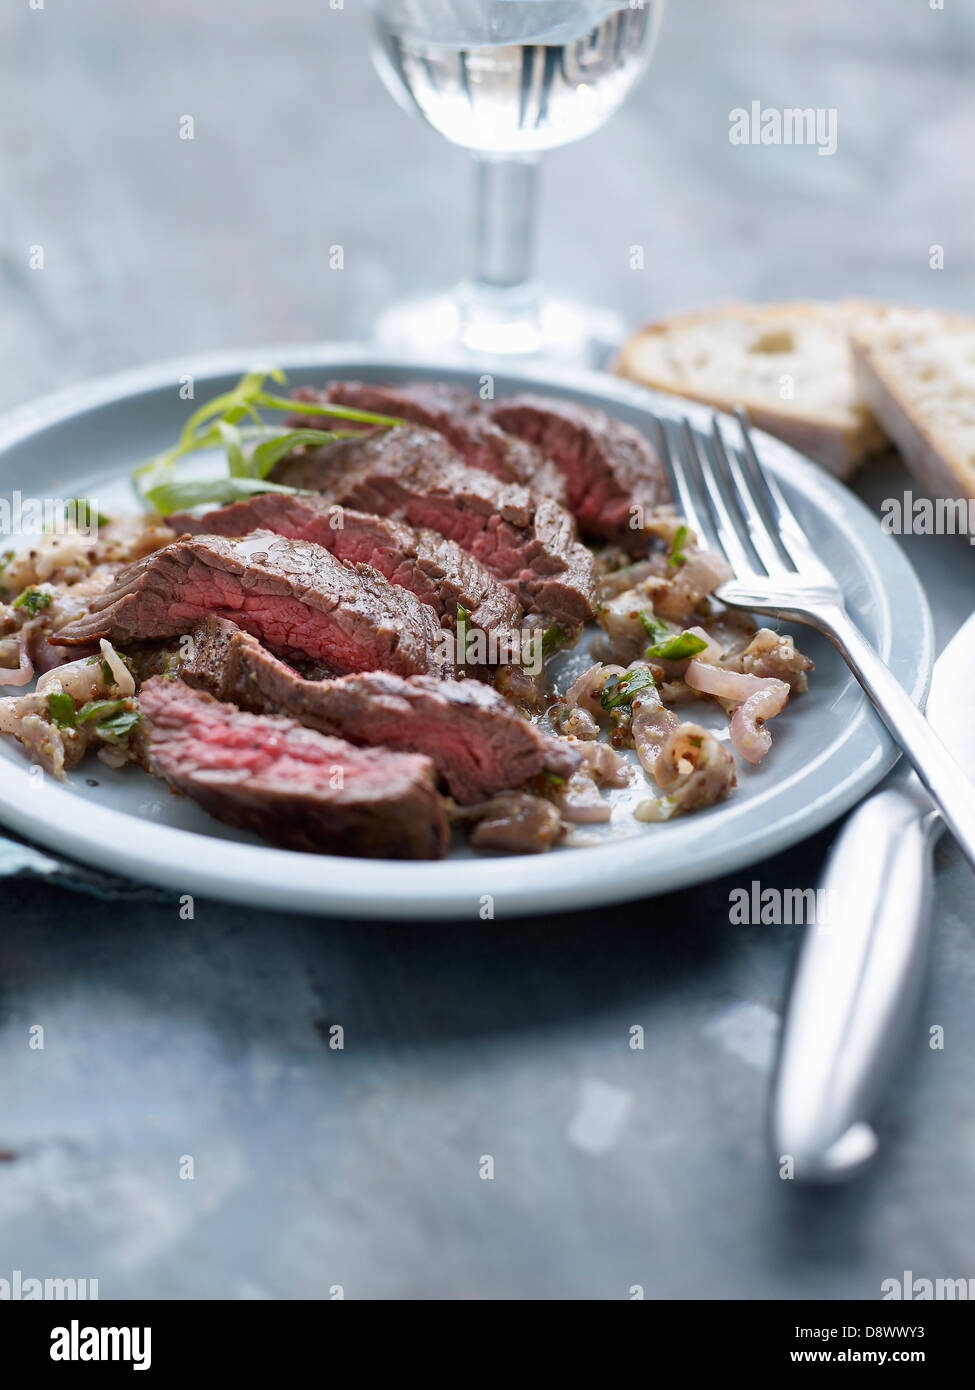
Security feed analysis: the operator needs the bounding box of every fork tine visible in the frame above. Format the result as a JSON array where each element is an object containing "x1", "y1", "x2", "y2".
[
  {"x1": 710, "y1": 416, "x2": 791, "y2": 576},
  {"x1": 679, "y1": 417, "x2": 759, "y2": 579},
  {"x1": 655, "y1": 416, "x2": 720, "y2": 554},
  {"x1": 733, "y1": 408, "x2": 835, "y2": 580}
]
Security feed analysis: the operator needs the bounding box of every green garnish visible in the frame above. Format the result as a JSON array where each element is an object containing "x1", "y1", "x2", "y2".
[
  {"x1": 0, "y1": 549, "x2": 14, "y2": 571},
  {"x1": 47, "y1": 692, "x2": 77, "y2": 729},
  {"x1": 644, "y1": 631, "x2": 708, "y2": 661},
  {"x1": 246, "y1": 391, "x2": 404, "y2": 429},
  {"x1": 13, "y1": 587, "x2": 52, "y2": 618},
  {"x1": 639, "y1": 612, "x2": 672, "y2": 645},
  {"x1": 668, "y1": 524, "x2": 688, "y2": 569},
  {"x1": 542, "y1": 770, "x2": 565, "y2": 786},
  {"x1": 600, "y1": 667, "x2": 656, "y2": 711},
  {"x1": 456, "y1": 603, "x2": 473, "y2": 662},
  {"x1": 141, "y1": 475, "x2": 312, "y2": 517},
  {"x1": 91, "y1": 707, "x2": 142, "y2": 742},
  {"x1": 541, "y1": 624, "x2": 567, "y2": 659},
  {"x1": 64, "y1": 498, "x2": 109, "y2": 529},
  {"x1": 133, "y1": 369, "x2": 405, "y2": 515},
  {"x1": 77, "y1": 698, "x2": 127, "y2": 724}
]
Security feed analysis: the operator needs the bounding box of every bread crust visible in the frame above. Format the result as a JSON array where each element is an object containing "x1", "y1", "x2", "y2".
[{"x1": 851, "y1": 320, "x2": 975, "y2": 500}]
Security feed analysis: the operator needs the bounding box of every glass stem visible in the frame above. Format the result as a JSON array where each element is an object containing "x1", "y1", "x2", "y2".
[{"x1": 471, "y1": 154, "x2": 540, "y2": 302}]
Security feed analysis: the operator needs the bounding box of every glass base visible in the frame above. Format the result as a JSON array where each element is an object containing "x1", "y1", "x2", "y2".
[{"x1": 373, "y1": 285, "x2": 626, "y2": 368}]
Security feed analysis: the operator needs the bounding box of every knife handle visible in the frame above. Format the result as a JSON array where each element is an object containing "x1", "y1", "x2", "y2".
[{"x1": 771, "y1": 785, "x2": 941, "y2": 1182}]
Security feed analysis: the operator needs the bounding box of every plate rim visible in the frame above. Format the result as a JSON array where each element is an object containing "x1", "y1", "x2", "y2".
[{"x1": 0, "y1": 342, "x2": 934, "y2": 919}]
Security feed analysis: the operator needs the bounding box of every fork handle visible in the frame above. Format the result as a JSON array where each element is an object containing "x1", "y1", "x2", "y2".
[{"x1": 817, "y1": 604, "x2": 975, "y2": 872}]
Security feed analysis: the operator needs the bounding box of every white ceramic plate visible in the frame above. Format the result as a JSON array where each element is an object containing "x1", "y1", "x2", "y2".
[{"x1": 0, "y1": 346, "x2": 933, "y2": 918}]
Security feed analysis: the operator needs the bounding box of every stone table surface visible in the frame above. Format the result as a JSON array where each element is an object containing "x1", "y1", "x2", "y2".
[{"x1": 1, "y1": 0, "x2": 974, "y2": 1300}]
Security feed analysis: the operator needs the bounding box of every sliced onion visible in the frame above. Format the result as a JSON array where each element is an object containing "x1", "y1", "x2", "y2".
[
  {"x1": 0, "y1": 632, "x2": 34, "y2": 688},
  {"x1": 99, "y1": 639, "x2": 136, "y2": 697},
  {"x1": 729, "y1": 682, "x2": 790, "y2": 764},
  {"x1": 684, "y1": 660, "x2": 775, "y2": 701}
]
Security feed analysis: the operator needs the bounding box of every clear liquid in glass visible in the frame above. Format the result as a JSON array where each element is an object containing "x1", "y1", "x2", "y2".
[{"x1": 371, "y1": 1, "x2": 656, "y2": 154}]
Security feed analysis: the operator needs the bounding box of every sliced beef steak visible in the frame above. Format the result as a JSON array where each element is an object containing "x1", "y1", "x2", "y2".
[
  {"x1": 53, "y1": 531, "x2": 449, "y2": 677},
  {"x1": 181, "y1": 615, "x2": 580, "y2": 803},
  {"x1": 166, "y1": 494, "x2": 521, "y2": 632},
  {"x1": 269, "y1": 426, "x2": 597, "y2": 624},
  {"x1": 490, "y1": 393, "x2": 669, "y2": 551},
  {"x1": 138, "y1": 676, "x2": 447, "y2": 859},
  {"x1": 295, "y1": 380, "x2": 568, "y2": 502}
]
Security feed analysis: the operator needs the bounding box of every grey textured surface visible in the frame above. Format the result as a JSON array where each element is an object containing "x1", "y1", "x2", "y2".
[{"x1": 1, "y1": 0, "x2": 974, "y2": 1300}]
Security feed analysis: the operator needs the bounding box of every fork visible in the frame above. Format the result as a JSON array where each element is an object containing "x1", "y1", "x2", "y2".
[{"x1": 655, "y1": 407, "x2": 975, "y2": 872}]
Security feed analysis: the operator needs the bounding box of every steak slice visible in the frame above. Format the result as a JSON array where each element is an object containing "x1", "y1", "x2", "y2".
[
  {"x1": 166, "y1": 494, "x2": 521, "y2": 632},
  {"x1": 53, "y1": 531, "x2": 450, "y2": 677},
  {"x1": 490, "y1": 392, "x2": 670, "y2": 551},
  {"x1": 181, "y1": 615, "x2": 580, "y2": 803},
  {"x1": 138, "y1": 676, "x2": 447, "y2": 859},
  {"x1": 269, "y1": 426, "x2": 597, "y2": 624},
  {"x1": 293, "y1": 380, "x2": 568, "y2": 503}
]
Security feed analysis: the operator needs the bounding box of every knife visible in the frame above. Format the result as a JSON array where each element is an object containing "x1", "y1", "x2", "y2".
[{"x1": 771, "y1": 611, "x2": 975, "y2": 1182}]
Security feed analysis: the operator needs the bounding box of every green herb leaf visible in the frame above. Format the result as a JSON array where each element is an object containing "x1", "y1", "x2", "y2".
[
  {"x1": 177, "y1": 367, "x2": 284, "y2": 454},
  {"x1": 600, "y1": 666, "x2": 656, "y2": 711},
  {"x1": 644, "y1": 631, "x2": 708, "y2": 661},
  {"x1": 668, "y1": 524, "x2": 688, "y2": 569},
  {"x1": 47, "y1": 691, "x2": 77, "y2": 729},
  {"x1": 132, "y1": 369, "x2": 406, "y2": 512},
  {"x1": 250, "y1": 429, "x2": 346, "y2": 480},
  {"x1": 542, "y1": 770, "x2": 565, "y2": 786},
  {"x1": 142, "y1": 476, "x2": 310, "y2": 516},
  {"x1": 77, "y1": 698, "x2": 127, "y2": 724},
  {"x1": 541, "y1": 624, "x2": 567, "y2": 659},
  {"x1": 92, "y1": 707, "x2": 142, "y2": 742},
  {"x1": 456, "y1": 603, "x2": 472, "y2": 662},
  {"x1": 216, "y1": 420, "x2": 250, "y2": 478},
  {"x1": 639, "y1": 612, "x2": 672, "y2": 645},
  {"x1": 64, "y1": 498, "x2": 110, "y2": 529},
  {"x1": 254, "y1": 392, "x2": 404, "y2": 428},
  {"x1": 1, "y1": 548, "x2": 16, "y2": 572},
  {"x1": 13, "y1": 587, "x2": 52, "y2": 618}
]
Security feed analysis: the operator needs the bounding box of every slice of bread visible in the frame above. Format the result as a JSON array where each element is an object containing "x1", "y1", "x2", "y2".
[
  {"x1": 850, "y1": 307, "x2": 975, "y2": 500},
  {"x1": 617, "y1": 300, "x2": 890, "y2": 478}
]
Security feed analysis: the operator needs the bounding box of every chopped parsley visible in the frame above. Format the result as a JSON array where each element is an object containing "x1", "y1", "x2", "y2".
[
  {"x1": 668, "y1": 524, "x2": 688, "y2": 569},
  {"x1": 541, "y1": 624, "x2": 567, "y2": 659},
  {"x1": 456, "y1": 603, "x2": 472, "y2": 662},
  {"x1": 600, "y1": 667, "x2": 656, "y2": 711},
  {"x1": 47, "y1": 692, "x2": 77, "y2": 729},
  {"x1": 92, "y1": 707, "x2": 142, "y2": 742},
  {"x1": 64, "y1": 498, "x2": 109, "y2": 529},
  {"x1": 77, "y1": 698, "x2": 127, "y2": 724},
  {"x1": 644, "y1": 630, "x2": 708, "y2": 661},
  {"x1": 13, "y1": 587, "x2": 52, "y2": 618},
  {"x1": 639, "y1": 612, "x2": 672, "y2": 645},
  {"x1": 542, "y1": 770, "x2": 565, "y2": 786},
  {"x1": 92, "y1": 650, "x2": 131, "y2": 686}
]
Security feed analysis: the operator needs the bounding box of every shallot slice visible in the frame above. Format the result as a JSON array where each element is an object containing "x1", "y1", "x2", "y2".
[
  {"x1": 0, "y1": 632, "x2": 34, "y2": 688},
  {"x1": 684, "y1": 659, "x2": 789, "y2": 764}
]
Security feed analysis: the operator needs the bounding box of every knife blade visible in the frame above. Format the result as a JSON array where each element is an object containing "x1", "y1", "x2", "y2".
[{"x1": 770, "y1": 610, "x2": 975, "y2": 1181}]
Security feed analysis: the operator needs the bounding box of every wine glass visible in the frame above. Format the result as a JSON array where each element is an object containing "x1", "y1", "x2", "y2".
[{"x1": 367, "y1": 0, "x2": 664, "y2": 362}]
